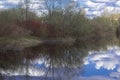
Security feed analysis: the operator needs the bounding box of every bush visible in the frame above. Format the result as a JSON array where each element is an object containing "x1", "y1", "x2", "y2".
[
  {"x1": 0, "y1": 7, "x2": 117, "y2": 42},
  {"x1": 0, "y1": 8, "x2": 38, "y2": 38},
  {"x1": 20, "y1": 20, "x2": 56, "y2": 38},
  {"x1": 0, "y1": 8, "x2": 37, "y2": 24},
  {"x1": 42, "y1": 10, "x2": 89, "y2": 37},
  {"x1": 0, "y1": 23, "x2": 31, "y2": 38}
]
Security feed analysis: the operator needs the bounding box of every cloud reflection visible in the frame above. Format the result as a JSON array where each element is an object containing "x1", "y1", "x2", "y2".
[
  {"x1": 74, "y1": 76, "x2": 118, "y2": 80},
  {"x1": 85, "y1": 46, "x2": 120, "y2": 70},
  {"x1": 83, "y1": 46, "x2": 120, "y2": 79}
]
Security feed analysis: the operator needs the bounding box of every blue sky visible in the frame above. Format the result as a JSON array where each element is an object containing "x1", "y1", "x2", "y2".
[{"x1": 0, "y1": 0, "x2": 120, "y2": 17}]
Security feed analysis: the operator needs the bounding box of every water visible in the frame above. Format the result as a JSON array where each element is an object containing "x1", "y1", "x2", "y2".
[
  {"x1": 80, "y1": 46, "x2": 120, "y2": 80},
  {"x1": 0, "y1": 42, "x2": 120, "y2": 80}
]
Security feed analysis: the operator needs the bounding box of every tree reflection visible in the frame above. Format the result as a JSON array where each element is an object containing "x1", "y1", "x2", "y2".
[
  {"x1": 0, "y1": 38, "x2": 118, "y2": 80},
  {"x1": 0, "y1": 50, "x2": 24, "y2": 70}
]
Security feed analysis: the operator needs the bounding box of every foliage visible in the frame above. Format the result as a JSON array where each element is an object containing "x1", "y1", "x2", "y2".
[
  {"x1": 41, "y1": 8, "x2": 117, "y2": 44},
  {"x1": 0, "y1": 8, "x2": 37, "y2": 24},
  {"x1": 0, "y1": 7, "x2": 118, "y2": 44},
  {"x1": 0, "y1": 8, "x2": 38, "y2": 38}
]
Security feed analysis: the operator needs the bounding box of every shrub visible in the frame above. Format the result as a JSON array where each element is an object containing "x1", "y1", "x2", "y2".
[
  {"x1": 0, "y1": 8, "x2": 37, "y2": 38},
  {"x1": 20, "y1": 20, "x2": 56, "y2": 38},
  {"x1": 0, "y1": 8, "x2": 37, "y2": 24},
  {"x1": 42, "y1": 10, "x2": 89, "y2": 37},
  {"x1": 0, "y1": 23, "x2": 31, "y2": 38}
]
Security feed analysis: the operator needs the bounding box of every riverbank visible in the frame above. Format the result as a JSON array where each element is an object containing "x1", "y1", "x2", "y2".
[
  {"x1": 0, "y1": 34, "x2": 118, "y2": 51},
  {"x1": 0, "y1": 37, "x2": 77, "y2": 50},
  {"x1": 0, "y1": 36, "x2": 42, "y2": 50}
]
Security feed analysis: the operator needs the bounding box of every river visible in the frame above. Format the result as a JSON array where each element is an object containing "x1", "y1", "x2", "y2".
[{"x1": 0, "y1": 40, "x2": 120, "y2": 80}]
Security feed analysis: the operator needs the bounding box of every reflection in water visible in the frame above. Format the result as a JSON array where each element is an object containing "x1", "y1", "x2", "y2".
[
  {"x1": 0, "y1": 44, "x2": 89, "y2": 80},
  {"x1": 0, "y1": 38, "x2": 119, "y2": 80},
  {"x1": 80, "y1": 46, "x2": 120, "y2": 80}
]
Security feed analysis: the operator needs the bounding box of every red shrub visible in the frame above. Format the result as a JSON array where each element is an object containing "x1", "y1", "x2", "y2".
[{"x1": 20, "y1": 20, "x2": 56, "y2": 38}]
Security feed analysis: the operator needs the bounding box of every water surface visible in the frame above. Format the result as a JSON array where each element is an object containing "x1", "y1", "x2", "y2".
[{"x1": 0, "y1": 42, "x2": 120, "y2": 80}]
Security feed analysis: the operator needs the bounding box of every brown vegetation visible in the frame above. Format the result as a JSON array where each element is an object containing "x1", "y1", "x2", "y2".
[
  {"x1": 0, "y1": 8, "x2": 119, "y2": 47},
  {"x1": 0, "y1": 23, "x2": 30, "y2": 38},
  {"x1": 19, "y1": 20, "x2": 56, "y2": 38}
]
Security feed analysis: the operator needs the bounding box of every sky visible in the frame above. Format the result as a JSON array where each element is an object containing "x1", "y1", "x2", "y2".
[
  {"x1": 81, "y1": 0, "x2": 120, "y2": 17},
  {"x1": 0, "y1": 0, "x2": 120, "y2": 17}
]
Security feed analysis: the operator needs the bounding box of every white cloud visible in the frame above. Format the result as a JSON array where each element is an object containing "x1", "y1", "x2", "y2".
[
  {"x1": 6, "y1": 0, "x2": 20, "y2": 4},
  {"x1": 117, "y1": 67, "x2": 120, "y2": 72},
  {"x1": 90, "y1": 53, "x2": 113, "y2": 61},
  {"x1": 91, "y1": 0, "x2": 112, "y2": 3},
  {"x1": 72, "y1": 0, "x2": 77, "y2": 1},
  {"x1": 104, "y1": 6, "x2": 115, "y2": 12},
  {"x1": 95, "y1": 60, "x2": 118, "y2": 70},
  {"x1": 110, "y1": 72, "x2": 120, "y2": 79},
  {"x1": 0, "y1": 66, "x2": 45, "y2": 76},
  {"x1": 0, "y1": 1, "x2": 3, "y2": 4},
  {"x1": 30, "y1": 0, "x2": 44, "y2": 3},
  {"x1": 84, "y1": 0, "x2": 120, "y2": 17},
  {"x1": 1, "y1": 0, "x2": 120, "y2": 17},
  {"x1": 73, "y1": 75, "x2": 117, "y2": 80},
  {"x1": 0, "y1": 5, "x2": 4, "y2": 9},
  {"x1": 116, "y1": 1, "x2": 120, "y2": 6},
  {"x1": 114, "y1": 49, "x2": 120, "y2": 56},
  {"x1": 84, "y1": 0, "x2": 107, "y2": 16},
  {"x1": 83, "y1": 57, "x2": 89, "y2": 65},
  {"x1": 92, "y1": 11, "x2": 102, "y2": 16},
  {"x1": 32, "y1": 58, "x2": 44, "y2": 64},
  {"x1": 29, "y1": 4, "x2": 40, "y2": 9},
  {"x1": 85, "y1": 46, "x2": 120, "y2": 70},
  {"x1": 82, "y1": 46, "x2": 120, "y2": 79},
  {"x1": 85, "y1": 0, "x2": 99, "y2": 8}
]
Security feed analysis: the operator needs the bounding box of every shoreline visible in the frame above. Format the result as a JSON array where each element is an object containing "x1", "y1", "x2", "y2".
[{"x1": 0, "y1": 37, "x2": 76, "y2": 50}]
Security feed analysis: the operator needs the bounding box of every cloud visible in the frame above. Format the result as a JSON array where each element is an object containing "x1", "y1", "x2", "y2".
[
  {"x1": 1, "y1": 0, "x2": 120, "y2": 17},
  {"x1": 85, "y1": 46, "x2": 120, "y2": 70},
  {"x1": 29, "y1": 4, "x2": 40, "y2": 9},
  {"x1": 84, "y1": 0, "x2": 120, "y2": 17},
  {"x1": 117, "y1": 67, "x2": 120, "y2": 72},
  {"x1": 82, "y1": 46, "x2": 120, "y2": 79},
  {"x1": 0, "y1": 0, "x2": 43, "y2": 9},
  {"x1": 0, "y1": 5, "x2": 4, "y2": 9},
  {"x1": 6, "y1": 0, "x2": 20, "y2": 4},
  {"x1": 73, "y1": 75, "x2": 117, "y2": 80},
  {"x1": 0, "y1": 0, "x2": 21, "y2": 9},
  {"x1": 95, "y1": 60, "x2": 118, "y2": 70},
  {"x1": 0, "y1": 66, "x2": 45, "y2": 76},
  {"x1": 1, "y1": 46, "x2": 120, "y2": 79},
  {"x1": 90, "y1": 52, "x2": 114, "y2": 61},
  {"x1": 83, "y1": 57, "x2": 89, "y2": 65},
  {"x1": 91, "y1": 0, "x2": 111, "y2": 3},
  {"x1": 110, "y1": 72, "x2": 120, "y2": 79},
  {"x1": 85, "y1": 0, "x2": 98, "y2": 8},
  {"x1": 116, "y1": 1, "x2": 120, "y2": 6},
  {"x1": 0, "y1": 0, "x2": 120, "y2": 17}
]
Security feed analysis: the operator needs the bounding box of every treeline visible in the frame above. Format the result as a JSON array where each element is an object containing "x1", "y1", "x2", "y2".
[
  {"x1": 0, "y1": 8, "x2": 36, "y2": 38},
  {"x1": 0, "y1": 8, "x2": 119, "y2": 42}
]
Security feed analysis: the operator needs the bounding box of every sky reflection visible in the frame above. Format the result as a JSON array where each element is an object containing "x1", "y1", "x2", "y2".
[
  {"x1": 82, "y1": 46, "x2": 120, "y2": 80},
  {"x1": 1, "y1": 46, "x2": 120, "y2": 80}
]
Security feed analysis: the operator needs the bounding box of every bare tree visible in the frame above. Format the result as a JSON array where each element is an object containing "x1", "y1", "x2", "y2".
[{"x1": 24, "y1": 0, "x2": 30, "y2": 20}]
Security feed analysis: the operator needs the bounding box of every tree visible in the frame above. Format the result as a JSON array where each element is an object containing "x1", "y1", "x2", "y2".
[
  {"x1": 24, "y1": 0, "x2": 30, "y2": 20},
  {"x1": 18, "y1": 0, "x2": 32, "y2": 21}
]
